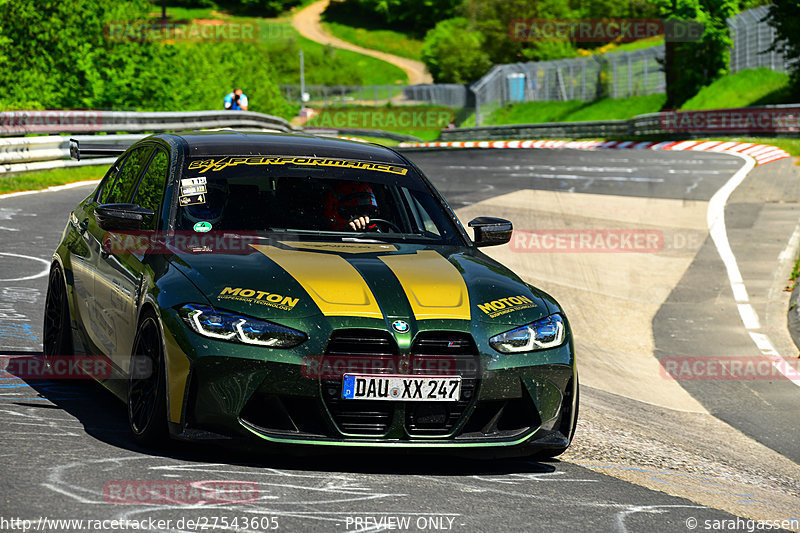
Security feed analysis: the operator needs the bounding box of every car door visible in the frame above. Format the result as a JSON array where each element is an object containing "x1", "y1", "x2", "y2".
[
  {"x1": 91, "y1": 144, "x2": 154, "y2": 362},
  {"x1": 107, "y1": 146, "x2": 171, "y2": 371},
  {"x1": 68, "y1": 155, "x2": 127, "y2": 355}
]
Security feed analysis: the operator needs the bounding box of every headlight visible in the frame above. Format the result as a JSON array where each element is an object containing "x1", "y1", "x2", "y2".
[
  {"x1": 489, "y1": 314, "x2": 565, "y2": 353},
  {"x1": 178, "y1": 304, "x2": 306, "y2": 348}
]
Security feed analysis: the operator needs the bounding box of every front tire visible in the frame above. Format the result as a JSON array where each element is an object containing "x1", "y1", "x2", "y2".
[{"x1": 127, "y1": 311, "x2": 168, "y2": 446}]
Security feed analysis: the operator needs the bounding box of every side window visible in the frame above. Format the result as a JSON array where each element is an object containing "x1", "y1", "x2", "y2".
[
  {"x1": 403, "y1": 188, "x2": 441, "y2": 237},
  {"x1": 411, "y1": 195, "x2": 441, "y2": 236},
  {"x1": 133, "y1": 149, "x2": 169, "y2": 230},
  {"x1": 104, "y1": 146, "x2": 153, "y2": 204},
  {"x1": 98, "y1": 154, "x2": 127, "y2": 204}
]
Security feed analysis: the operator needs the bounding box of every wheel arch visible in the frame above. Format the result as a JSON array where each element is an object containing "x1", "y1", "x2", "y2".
[{"x1": 135, "y1": 297, "x2": 190, "y2": 430}]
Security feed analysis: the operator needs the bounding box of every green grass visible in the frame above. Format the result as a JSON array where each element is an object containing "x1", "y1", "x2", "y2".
[
  {"x1": 0, "y1": 165, "x2": 104, "y2": 195},
  {"x1": 295, "y1": 35, "x2": 408, "y2": 85},
  {"x1": 335, "y1": 135, "x2": 401, "y2": 147},
  {"x1": 481, "y1": 94, "x2": 666, "y2": 125},
  {"x1": 148, "y1": 6, "x2": 220, "y2": 20},
  {"x1": 320, "y1": 0, "x2": 424, "y2": 61},
  {"x1": 305, "y1": 105, "x2": 451, "y2": 141},
  {"x1": 563, "y1": 94, "x2": 666, "y2": 121},
  {"x1": 321, "y1": 21, "x2": 424, "y2": 61},
  {"x1": 680, "y1": 68, "x2": 792, "y2": 110},
  {"x1": 607, "y1": 36, "x2": 664, "y2": 54},
  {"x1": 145, "y1": 12, "x2": 409, "y2": 87},
  {"x1": 471, "y1": 67, "x2": 796, "y2": 127}
]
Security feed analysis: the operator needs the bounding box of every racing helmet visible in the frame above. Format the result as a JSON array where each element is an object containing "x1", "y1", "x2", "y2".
[
  {"x1": 182, "y1": 181, "x2": 229, "y2": 228},
  {"x1": 324, "y1": 181, "x2": 378, "y2": 230}
]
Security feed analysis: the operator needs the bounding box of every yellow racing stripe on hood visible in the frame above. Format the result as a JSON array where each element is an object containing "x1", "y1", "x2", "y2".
[
  {"x1": 251, "y1": 244, "x2": 383, "y2": 318},
  {"x1": 380, "y1": 250, "x2": 471, "y2": 320}
]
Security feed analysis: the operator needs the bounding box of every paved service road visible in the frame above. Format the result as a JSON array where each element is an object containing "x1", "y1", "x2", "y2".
[{"x1": 1, "y1": 147, "x2": 798, "y2": 532}]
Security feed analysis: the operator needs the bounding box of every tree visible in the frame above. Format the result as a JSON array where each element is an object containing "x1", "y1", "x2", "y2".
[
  {"x1": 462, "y1": 0, "x2": 579, "y2": 65},
  {"x1": 0, "y1": 0, "x2": 293, "y2": 115},
  {"x1": 658, "y1": 0, "x2": 737, "y2": 108},
  {"x1": 421, "y1": 18, "x2": 492, "y2": 83},
  {"x1": 328, "y1": 0, "x2": 461, "y2": 35},
  {"x1": 765, "y1": 0, "x2": 800, "y2": 98}
]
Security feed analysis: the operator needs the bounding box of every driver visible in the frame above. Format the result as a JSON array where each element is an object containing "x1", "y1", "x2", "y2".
[
  {"x1": 182, "y1": 181, "x2": 229, "y2": 230},
  {"x1": 323, "y1": 181, "x2": 379, "y2": 231}
]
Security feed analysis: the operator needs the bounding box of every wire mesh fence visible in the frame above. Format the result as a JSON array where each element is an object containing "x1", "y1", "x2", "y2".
[
  {"x1": 280, "y1": 7, "x2": 792, "y2": 128},
  {"x1": 470, "y1": 7, "x2": 792, "y2": 125},
  {"x1": 727, "y1": 5, "x2": 789, "y2": 73},
  {"x1": 279, "y1": 84, "x2": 469, "y2": 108},
  {"x1": 471, "y1": 47, "x2": 666, "y2": 125}
]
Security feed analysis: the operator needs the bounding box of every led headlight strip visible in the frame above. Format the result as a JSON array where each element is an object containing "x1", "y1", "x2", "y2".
[
  {"x1": 179, "y1": 304, "x2": 306, "y2": 348},
  {"x1": 489, "y1": 314, "x2": 565, "y2": 354}
]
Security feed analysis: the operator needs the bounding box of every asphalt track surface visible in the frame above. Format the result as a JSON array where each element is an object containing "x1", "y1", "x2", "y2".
[{"x1": 0, "y1": 148, "x2": 796, "y2": 532}]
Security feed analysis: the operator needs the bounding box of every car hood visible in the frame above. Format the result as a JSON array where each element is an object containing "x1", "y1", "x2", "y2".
[{"x1": 169, "y1": 240, "x2": 552, "y2": 326}]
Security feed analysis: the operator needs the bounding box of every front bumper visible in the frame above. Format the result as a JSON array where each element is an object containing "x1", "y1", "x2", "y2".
[{"x1": 167, "y1": 340, "x2": 575, "y2": 455}]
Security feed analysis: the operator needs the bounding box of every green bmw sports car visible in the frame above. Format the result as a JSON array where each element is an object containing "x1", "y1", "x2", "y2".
[{"x1": 44, "y1": 131, "x2": 577, "y2": 457}]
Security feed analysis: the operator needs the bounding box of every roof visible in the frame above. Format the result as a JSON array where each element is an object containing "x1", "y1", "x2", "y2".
[{"x1": 159, "y1": 130, "x2": 406, "y2": 164}]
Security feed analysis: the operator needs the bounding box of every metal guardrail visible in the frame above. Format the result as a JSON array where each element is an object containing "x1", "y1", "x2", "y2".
[
  {"x1": 441, "y1": 106, "x2": 800, "y2": 141},
  {"x1": 0, "y1": 110, "x2": 295, "y2": 175},
  {"x1": 0, "y1": 110, "x2": 294, "y2": 137},
  {"x1": 0, "y1": 134, "x2": 146, "y2": 175},
  {"x1": 440, "y1": 120, "x2": 632, "y2": 141},
  {"x1": 4, "y1": 106, "x2": 797, "y2": 176}
]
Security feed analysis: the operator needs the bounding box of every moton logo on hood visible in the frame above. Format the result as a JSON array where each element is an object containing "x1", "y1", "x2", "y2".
[
  {"x1": 217, "y1": 287, "x2": 299, "y2": 312},
  {"x1": 478, "y1": 295, "x2": 536, "y2": 319}
]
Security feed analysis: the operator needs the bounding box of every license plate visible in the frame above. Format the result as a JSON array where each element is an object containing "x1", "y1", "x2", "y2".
[{"x1": 342, "y1": 374, "x2": 462, "y2": 402}]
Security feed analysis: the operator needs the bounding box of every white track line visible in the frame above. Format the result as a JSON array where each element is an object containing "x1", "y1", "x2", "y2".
[
  {"x1": 707, "y1": 153, "x2": 800, "y2": 385},
  {"x1": 0, "y1": 179, "x2": 100, "y2": 201}
]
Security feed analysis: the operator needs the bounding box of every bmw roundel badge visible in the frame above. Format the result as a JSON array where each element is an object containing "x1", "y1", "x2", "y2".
[{"x1": 392, "y1": 320, "x2": 410, "y2": 333}]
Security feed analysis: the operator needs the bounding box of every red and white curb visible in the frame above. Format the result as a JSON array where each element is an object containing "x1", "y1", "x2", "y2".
[{"x1": 398, "y1": 139, "x2": 792, "y2": 166}]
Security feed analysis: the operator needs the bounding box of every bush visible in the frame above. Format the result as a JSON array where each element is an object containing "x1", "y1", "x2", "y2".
[
  {"x1": 328, "y1": 0, "x2": 460, "y2": 35},
  {"x1": 0, "y1": 0, "x2": 294, "y2": 116},
  {"x1": 421, "y1": 18, "x2": 491, "y2": 83},
  {"x1": 765, "y1": 0, "x2": 800, "y2": 99},
  {"x1": 217, "y1": 0, "x2": 301, "y2": 17},
  {"x1": 657, "y1": 0, "x2": 737, "y2": 108}
]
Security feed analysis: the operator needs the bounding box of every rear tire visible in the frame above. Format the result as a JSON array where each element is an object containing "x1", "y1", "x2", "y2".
[
  {"x1": 43, "y1": 264, "x2": 73, "y2": 364},
  {"x1": 127, "y1": 311, "x2": 168, "y2": 447}
]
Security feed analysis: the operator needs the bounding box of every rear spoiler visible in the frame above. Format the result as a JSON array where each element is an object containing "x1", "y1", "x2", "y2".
[{"x1": 69, "y1": 138, "x2": 129, "y2": 161}]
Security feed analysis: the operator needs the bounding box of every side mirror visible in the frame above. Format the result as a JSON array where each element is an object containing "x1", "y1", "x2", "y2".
[
  {"x1": 96, "y1": 203, "x2": 154, "y2": 231},
  {"x1": 468, "y1": 217, "x2": 513, "y2": 247}
]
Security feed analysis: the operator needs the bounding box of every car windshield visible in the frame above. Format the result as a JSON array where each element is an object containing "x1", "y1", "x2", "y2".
[{"x1": 175, "y1": 155, "x2": 464, "y2": 245}]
